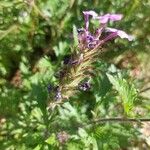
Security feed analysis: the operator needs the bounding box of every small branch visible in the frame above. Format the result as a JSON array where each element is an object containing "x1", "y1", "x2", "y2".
[
  {"x1": 87, "y1": 118, "x2": 150, "y2": 125},
  {"x1": 140, "y1": 87, "x2": 150, "y2": 93},
  {"x1": 33, "y1": 4, "x2": 50, "y2": 22},
  {"x1": 0, "y1": 25, "x2": 18, "y2": 40},
  {"x1": 76, "y1": 118, "x2": 150, "y2": 128}
]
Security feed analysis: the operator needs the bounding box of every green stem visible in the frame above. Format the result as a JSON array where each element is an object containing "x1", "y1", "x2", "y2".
[{"x1": 89, "y1": 118, "x2": 150, "y2": 124}]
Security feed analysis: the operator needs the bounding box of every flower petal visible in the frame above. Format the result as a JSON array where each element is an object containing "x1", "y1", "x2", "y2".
[
  {"x1": 95, "y1": 14, "x2": 123, "y2": 24},
  {"x1": 83, "y1": 10, "x2": 98, "y2": 17},
  {"x1": 106, "y1": 27, "x2": 134, "y2": 41},
  {"x1": 108, "y1": 14, "x2": 123, "y2": 21},
  {"x1": 83, "y1": 11, "x2": 98, "y2": 31}
]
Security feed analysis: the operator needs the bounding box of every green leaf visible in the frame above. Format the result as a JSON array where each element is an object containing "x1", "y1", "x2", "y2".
[
  {"x1": 53, "y1": 41, "x2": 68, "y2": 57},
  {"x1": 73, "y1": 25, "x2": 79, "y2": 47},
  {"x1": 33, "y1": 144, "x2": 42, "y2": 150},
  {"x1": 0, "y1": 25, "x2": 18, "y2": 40},
  {"x1": 78, "y1": 128, "x2": 88, "y2": 138},
  {"x1": 107, "y1": 73, "x2": 137, "y2": 114},
  {"x1": 20, "y1": 62, "x2": 29, "y2": 74},
  {"x1": 67, "y1": 142, "x2": 82, "y2": 150},
  {"x1": 45, "y1": 133, "x2": 57, "y2": 145},
  {"x1": 0, "y1": 2, "x2": 14, "y2": 7}
]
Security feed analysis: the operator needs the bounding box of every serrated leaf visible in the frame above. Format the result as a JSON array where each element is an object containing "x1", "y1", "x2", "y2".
[
  {"x1": 107, "y1": 73, "x2": 137, "y2": 114},
  {"x1": 33, "y1": 144, "x2": 42, "y2": 150},
  {"x1": 78, "y1": 128, "x2": 88, "y2": 138},
  {"x1": 67, "y1": 143, "x2": 81, "y2": 150},
  {"x1": 0, "y1": 25, "x2": 18, "y2": 40},
  {"x1": 20, "y1": 62, "x2": 29, "y2": 74},
  {"x1": 45, "y1": 133, "x2": 57, "y2": 145}
]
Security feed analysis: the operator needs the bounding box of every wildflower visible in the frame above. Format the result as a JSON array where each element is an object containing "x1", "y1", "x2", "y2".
[
  {"x1": 48, "y1": 10, "x2": 134, "y2": 105},
  {"x1": 79, "y1": 11, "x2": 133, "y2": 50},
  {"x1": 54, "y1": 86, "x2": 62, "y2": 101},
  {"x1": 47, "y1": 84, "x2": 52, "y2": 93},
  {"x1": 57, "y1": 131, "x2": 69, "y2": 144},
  {"x1": 78, "y1": 81, "x2": 91, "y2": 91},
  {"x1": 86, "y1": 35, "x2": 95, "y2": 42}
]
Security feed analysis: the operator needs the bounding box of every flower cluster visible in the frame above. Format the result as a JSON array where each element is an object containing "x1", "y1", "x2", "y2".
[
  {"x1": 57, "y1": 131, "x2": 69, "y2": 144},
  {"x1": 48, "y1": 10, "x2": 133, "y2": 107},
  {"x1": 78, "y1": 11, "x2": 134, "y2": 51}
]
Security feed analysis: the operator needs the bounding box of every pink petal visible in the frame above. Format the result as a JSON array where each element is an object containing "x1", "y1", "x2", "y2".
[
  {"x1": 95, "y1": 14, "x2": 123, "y2": 24},
  {"x1": 109, "y1": 14, "x2": 123, "y2": 21},
  {"x1": 106, "y1": 27, "x2": 134, "y2": 41},
  {"x1": 83, "y1": 11, "x2": 98, "y2": 17},
  {"x1": 83, "y1": 11, "x2": 98, "y2": 31}
]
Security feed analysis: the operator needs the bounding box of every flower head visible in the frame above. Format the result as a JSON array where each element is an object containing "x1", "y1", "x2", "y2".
[
  {"x1": 78, "y1": 11, "x2": 133, "y2": 50},
  {"x1": 57, "y1": 131, "x2": 69, "y2": 144},
  {"x1": 48, "y1": 10, "x2": 134, "y2": 106}
]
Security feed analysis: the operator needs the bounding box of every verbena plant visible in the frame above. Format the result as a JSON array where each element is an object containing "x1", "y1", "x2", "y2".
[{"x1": 0, "y1": 1, "x2": 150, "y2": 150}]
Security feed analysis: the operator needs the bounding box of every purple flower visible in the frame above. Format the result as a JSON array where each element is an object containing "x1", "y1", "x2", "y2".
[
  {"x1": 57, "y1": 131, "x2": 69, "y2": 144},
  {"x1": 47, "y1": 84, "x2": 53, "y2": 93},
  {"x1": 95, "y1": 14, "x2": 123, "y2": 24},
  {"x1": 83, "y1": 11, "x2": 98, "y2": 31},
  {"x1": 86, "y1": 35, "x2": 95, "y2": 43},
  {"x1": 78, "y1": 81, "x2": 91, "y2": 91},
  {"x1": 105, "y1": 27, "x2": 134, "y2": 41},
  {"x1": 88, "y1": 41, "x2": 97, "y2": 49},
  {"x1": 54, "y1": 86, "x2": 62, "y2": 101},
  {"x1": 77, "y1": 10, "x2": 133, "y2": 50},
  {"x1": 78, "y1": 31, "x2": 98, "y2": 49}
]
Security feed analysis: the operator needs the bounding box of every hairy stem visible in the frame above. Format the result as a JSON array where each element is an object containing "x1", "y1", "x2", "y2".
[{"x1": 88, "y1": 117, "x2": 150, "y2": 124}]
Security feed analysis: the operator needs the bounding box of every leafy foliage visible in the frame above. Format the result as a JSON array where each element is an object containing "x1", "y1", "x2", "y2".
[
  {"x1": 0, "y1": 0, "x2": 150, "y2": 150},
  {"x1": 107, "y1": 73, "x2": 137, "y2": 114}
]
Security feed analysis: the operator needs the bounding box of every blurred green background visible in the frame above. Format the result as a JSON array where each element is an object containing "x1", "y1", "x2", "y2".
[{"x1": 0, "y1": 0, "x2": 150, "y2": 149}]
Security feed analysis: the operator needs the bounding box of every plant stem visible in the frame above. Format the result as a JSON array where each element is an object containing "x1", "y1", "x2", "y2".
[
  {"x1": 140, "y1": 87, "x2": 150, "y2": 93},
  {"x1": 88, "y1": 118, "x2": 150, "y2": 124}
]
